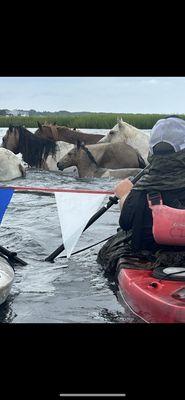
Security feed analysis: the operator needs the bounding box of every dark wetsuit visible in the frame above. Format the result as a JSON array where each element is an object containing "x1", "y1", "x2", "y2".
[{"x1": 119, "y1": 188, "x2": 185, "y2": 252}]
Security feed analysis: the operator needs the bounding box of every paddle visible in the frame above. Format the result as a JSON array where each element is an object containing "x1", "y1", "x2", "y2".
[
  {"x1": 45, "y1": 165, "x2": 149, "y2": 262},
  {"x1": 0, "y1": 245, "x2": 27, "y2": 266}
]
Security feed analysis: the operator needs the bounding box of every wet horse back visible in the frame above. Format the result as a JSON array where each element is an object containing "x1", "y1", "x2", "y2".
[{"x1": 96, "y1": 143, "x2": 140, "y2": 169}]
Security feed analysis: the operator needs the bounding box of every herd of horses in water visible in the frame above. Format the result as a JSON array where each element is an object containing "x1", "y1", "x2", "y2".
[{"x1": 0, "y1": 118, "x2": 150, "y2": 181}]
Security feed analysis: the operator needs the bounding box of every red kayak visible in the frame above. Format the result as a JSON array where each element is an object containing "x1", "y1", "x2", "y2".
[{"x1": 117, "y1": 262, "x2": 185, "y2": 323}]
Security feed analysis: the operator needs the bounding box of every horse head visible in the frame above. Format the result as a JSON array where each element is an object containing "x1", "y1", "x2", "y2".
[
  {"x1": 99, "y1": 118, "x2": 139, "y2": 144},
  {"x1": 57, "y1": 145, "x2": 78, "y2": 171},
  {"x1": 98, "y1": 119, "x2": 123, "y2": 143},
  {"x1": 57, "y1": 140, "x2": 85, "y2": 171},
  {"x1": 2, "y1": 125, "x2": 20, "y2": 153},
  {"x1": 3, "y1": 125, "x2": 57, "y2": 168},
  {"x1": 36, "y1": 121, "x2": 58, "y2": 140},
  {"x1": 57, "y1": 140, "x2": 98, "y2": 172}
]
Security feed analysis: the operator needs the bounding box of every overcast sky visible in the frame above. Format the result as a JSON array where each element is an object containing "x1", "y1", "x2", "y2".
[{"x1": 0, "y1": 77, "x2": 185, "y2": 113}]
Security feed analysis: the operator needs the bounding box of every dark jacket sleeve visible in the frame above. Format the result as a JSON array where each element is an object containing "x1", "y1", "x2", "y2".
[
  {"x1": 119, "y1": 190, "x2": 140, "y2": 231},
  {"x1": 120, "y1": 190, "x2": 156, "y2": 251}
]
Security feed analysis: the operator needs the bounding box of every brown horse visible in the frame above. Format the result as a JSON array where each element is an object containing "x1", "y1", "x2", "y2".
[
  {"x1": 35, "y1": 122, "x2": 104, "y2": 144},
  {"x1": 57, "y1": 140, "x2": 145, "y2": 178},
  {"x1": 2, "y1": 125, "x2": 74, "y2": 170}
]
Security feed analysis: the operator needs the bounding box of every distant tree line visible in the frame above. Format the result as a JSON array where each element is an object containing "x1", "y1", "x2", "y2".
[{"x1": 0, "y1": 109, "x2": 8, "y2": 116}]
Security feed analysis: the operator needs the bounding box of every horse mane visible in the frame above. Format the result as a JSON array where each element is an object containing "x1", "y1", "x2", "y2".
[
  {"x1": 15, "y1": 126, "x2": 57, "y2": 168},
  {"x1": 79, "y1": 142, "x2": 98, "y2": 167}
]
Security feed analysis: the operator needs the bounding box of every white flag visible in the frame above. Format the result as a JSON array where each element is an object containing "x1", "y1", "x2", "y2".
[{"x1": 55, "y1": 191, "x2": 107, "y2": 258}]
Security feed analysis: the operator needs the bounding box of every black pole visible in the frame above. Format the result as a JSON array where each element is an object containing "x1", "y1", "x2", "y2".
[
  {"x1": 0, "y1": 245, "x2": 27, "y2": 266},
  {"x1": 45, "y1": 164, "x2": 149, "y2": 262}
]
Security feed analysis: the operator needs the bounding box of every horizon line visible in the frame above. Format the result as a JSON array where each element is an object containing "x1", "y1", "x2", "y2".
[{"x1": 0, "y1": 109, "x2": 184, "y2": 115}]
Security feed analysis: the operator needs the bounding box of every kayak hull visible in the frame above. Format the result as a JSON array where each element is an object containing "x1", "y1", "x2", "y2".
[
  {"x1": 0, "y1": 256, "x2": 14, "y2": 306},
  {"x1": 118, "y1": 267, "x2": 185, "y2": 323}
]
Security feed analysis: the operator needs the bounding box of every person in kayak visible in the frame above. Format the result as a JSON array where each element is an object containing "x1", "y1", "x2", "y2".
[{"x1": 114, "y1": 116, "x2": 185, "y2": 253}]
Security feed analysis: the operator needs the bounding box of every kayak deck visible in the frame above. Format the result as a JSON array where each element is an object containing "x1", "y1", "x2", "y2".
[
  {"x1": 0, "y1": 256, "x2": 14, "y2": 306},
  {"x1": 118, "y1": 267, "x2": 185, "y2": 323}
]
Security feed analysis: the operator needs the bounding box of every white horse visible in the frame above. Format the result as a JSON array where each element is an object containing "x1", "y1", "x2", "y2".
[
  {"x1": 0, "y1": 148, "x2": 26, "y2": 181},
  {"x1": 99, "y1": 118, "x2": 149, "y2": 163}
]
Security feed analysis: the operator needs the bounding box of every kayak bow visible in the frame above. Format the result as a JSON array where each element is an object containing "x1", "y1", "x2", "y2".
[
  {"x1": 118, "y1": 263, "x2": 185, "y2": 323},
  {"x1": 0, "y1": 255, "x2": 14, "y2": 306}
]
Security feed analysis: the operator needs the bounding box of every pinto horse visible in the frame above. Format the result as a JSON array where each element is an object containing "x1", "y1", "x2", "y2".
[
  {"x1": 2, "y1": 125, "x2": 74, "y2": 171},
  {"x1": 35, "y1": 122, "x2": 104, "y2": 144},
  {"x1": 57, "y1": 140, "x2": 145, "y2": 178}
]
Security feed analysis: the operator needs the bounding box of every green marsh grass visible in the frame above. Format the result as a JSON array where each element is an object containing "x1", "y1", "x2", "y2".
[{"x1": 0, "y1": 113, "x2": 185, "y2": 129}]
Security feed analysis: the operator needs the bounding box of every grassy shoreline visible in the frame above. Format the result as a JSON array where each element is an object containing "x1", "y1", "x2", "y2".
[{"x1": 0, "y1": 113, "x2": 184, "y2": 129}]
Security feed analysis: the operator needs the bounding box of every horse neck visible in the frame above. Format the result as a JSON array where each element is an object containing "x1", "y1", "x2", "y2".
[
  {"x1": 120, "y1": 124, "x2": 135, "y2": 140},
  {"x1": 57, "y1": 127, "x2": 90, "y2": 144},
  {"x1": 123, "y1": 127, "x2": 149, "y2": 149},
  {"x1": 120, "y1": 121, "x2": 143, "y2": 137},
  {"x1": 77, "y1": 150, "x2": 99, "y2": 178},
  {"x1": 57, "y1": 127, "x2": 78, "y2": 143},
  {"x1": 49, "y1": 125, "x2": 58, "y2": 140}
]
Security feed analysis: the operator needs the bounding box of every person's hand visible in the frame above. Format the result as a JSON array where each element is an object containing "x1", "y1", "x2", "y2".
[{"x1": 114, "y1": 178, "x2": 133, "y2": 199}]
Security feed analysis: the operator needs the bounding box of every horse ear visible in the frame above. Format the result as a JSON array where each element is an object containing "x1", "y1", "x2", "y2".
[
  {"x1": 118, "y1": 119, "x2": 123, "y2": 128},
  {"x1": 76, "y1": 139, "x2": 81, "y2": 150},
  {"x1": 37, "y1": 121, "x2": 42, "y2": 130}
]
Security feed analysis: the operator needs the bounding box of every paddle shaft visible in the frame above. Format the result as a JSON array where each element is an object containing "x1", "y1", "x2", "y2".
[{"x1": 45, "y1": 165, "x2": 149, "y2": 262}]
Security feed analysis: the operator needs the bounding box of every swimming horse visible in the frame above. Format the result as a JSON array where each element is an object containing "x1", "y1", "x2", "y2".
[
  {"x1": 2, "y1": 125, "x2": 74, "y2": 171},
  {"x1": 57, "y1": 140, "x2": 145, "y2": 178},
  {"x1": 35, "y1": 122, "x2": 104, "y2": 144}
]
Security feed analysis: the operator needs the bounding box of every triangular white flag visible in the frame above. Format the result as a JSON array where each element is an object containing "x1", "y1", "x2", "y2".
[{"x1": 55, "y1": 191, "x2": 107, "y2": 258}]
